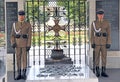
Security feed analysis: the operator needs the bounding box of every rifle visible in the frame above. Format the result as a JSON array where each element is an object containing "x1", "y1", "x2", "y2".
[
  {"x1": 13, "y1": 49, "x2": 16, "y2": 80},
  {"x1": 93, "y1": 49, "x2": 95, "y2": 73},
  {"x1": 27, "y1": 51, "x2": 31, "y2": 68}
]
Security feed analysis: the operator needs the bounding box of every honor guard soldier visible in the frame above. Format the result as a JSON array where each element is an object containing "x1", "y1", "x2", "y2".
[
  {"x1": 91, "y1": 9, "x2": 111, "y2": 77},
  {"x1": 11, "y1": 10, "x2": 32, "y2": 80}
]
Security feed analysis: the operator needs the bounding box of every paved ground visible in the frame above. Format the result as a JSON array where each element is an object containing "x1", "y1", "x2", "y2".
[{"x1": 99, "y1": 69, "x2": 120, "y2": 82}]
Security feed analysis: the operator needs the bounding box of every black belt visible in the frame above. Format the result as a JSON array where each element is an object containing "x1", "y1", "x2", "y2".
[
  {"x1": 15, "y1": 34, "x2": 28, "y2": 39},
  {"x1": 95, "y1": 32, "x2": 107, "y2": 37}
]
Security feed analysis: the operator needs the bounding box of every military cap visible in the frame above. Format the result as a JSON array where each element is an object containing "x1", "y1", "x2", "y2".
[
  {"x1": 18, "y1": 10, "x2": 25, "y2": 15},
  {"x1": 97, "y1": 9, "x2": 104, "y2": 14}
]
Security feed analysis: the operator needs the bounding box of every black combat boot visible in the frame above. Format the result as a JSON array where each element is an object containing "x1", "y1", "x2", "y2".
[
  {"x1": 15, "y1": 69, "x2": 21, "y2": 80},
  {"x1": 21, "y1": 69, "x2": 27, "y2": 80},
  {"x1": 101, "y1": 66, "x2": 108, "y2": 77},
  {"x1": 96, "y1": 66, "x2": 100, "y2": 77}
]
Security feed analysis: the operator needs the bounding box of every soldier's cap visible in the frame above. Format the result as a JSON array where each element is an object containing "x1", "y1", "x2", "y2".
[
  {"x1": 18, "y1": 10, "x2": 25, "y2": 15},
  {"x1": 97, "y1": 9, "x2": 104, "y2": 14}
]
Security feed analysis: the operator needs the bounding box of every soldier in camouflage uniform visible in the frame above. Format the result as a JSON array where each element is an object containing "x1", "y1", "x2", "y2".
[
  {"x1": 11, "y1": 10, "x2": 32, "y2": 80},
  {"x1": 91, "y1": 9, "x2": 111, "y2": 77}
]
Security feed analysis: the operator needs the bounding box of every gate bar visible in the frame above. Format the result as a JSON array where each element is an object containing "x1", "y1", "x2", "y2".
[
  {"x1": 78, "y1": 0, "x2": 81, "y2": 64},
  {"x1": 32, "y1": 0, "x2": 35, "y2": 65},
  {"x1": 37, "y1": 0, "x2": 41, "y2": 65}
]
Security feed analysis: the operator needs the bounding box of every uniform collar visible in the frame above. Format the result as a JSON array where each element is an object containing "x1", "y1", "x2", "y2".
[
  {"x1": 19, "y1": 20, "x2": 24, "y2": 23},
  {"x1": 18, "y1": 21, "x2": 25, "y2": 26}
]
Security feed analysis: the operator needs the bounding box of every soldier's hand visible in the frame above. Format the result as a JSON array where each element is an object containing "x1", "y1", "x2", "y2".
[
  {"x1": 106, "y1": 44, "x2": 111, "y2": 49},
  {"x1": 92, "y1": 44, "x2": 95, "y2": 48},
  {"x1": 26, "y1": 47, "x2": 30, "y2": 51},
  {"x1": 12, "y1": 43, "x2": 16, "y2": 48}
]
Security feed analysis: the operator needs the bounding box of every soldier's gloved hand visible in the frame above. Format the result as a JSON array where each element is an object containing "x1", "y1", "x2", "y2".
[
  {"x1": 26, "y1": 47, "x2": 30, "y2": 51},
  {"x1": 12, "y1": 43, "x2": 16, "y2": 48},
  {"x1": 106, "y1": 44, "x2": 111, "y2": 49},
  {"x1": 92, "y1": 44, "x2": 95, "y2": 48}
]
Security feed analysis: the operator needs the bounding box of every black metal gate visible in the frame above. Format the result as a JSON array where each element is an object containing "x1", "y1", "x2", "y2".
[{"x1": 25, "y1": 0, "x2": 89, "y2": 66}]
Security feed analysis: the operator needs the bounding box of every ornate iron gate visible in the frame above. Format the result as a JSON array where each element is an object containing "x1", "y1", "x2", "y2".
[{"x1": 25, "y1": 0, "x2": 89, "y2": 66}]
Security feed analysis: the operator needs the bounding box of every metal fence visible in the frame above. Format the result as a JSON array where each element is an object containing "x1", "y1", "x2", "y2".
[{"x1": 25, "y1": 0, "x2": 89, "y2": 66}]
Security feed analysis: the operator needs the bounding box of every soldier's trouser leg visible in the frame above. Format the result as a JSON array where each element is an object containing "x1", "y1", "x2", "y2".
[
  {"x1": 101, "y1": 46, "x2": 108, "y2": 77},
  {"x1": 101, "y1": 46, "x2": 107, "y2": 67},
  {"x1": 95, "y1": 46, "x2": 101, "y2": 67},
  {"x1": 95, "y1": 46, "x2": 101, "y2": 77},
  {"x1": 21, "y1": 48, "x2": 27, "y2": 80},
  {"x1": 21, "y1": 47, "x2": 27, "y2": 69},
  {"x1": 15, "y1": 48, "x2": 22, "y2": 80}
]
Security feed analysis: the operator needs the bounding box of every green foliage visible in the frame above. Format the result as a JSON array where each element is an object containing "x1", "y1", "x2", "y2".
[
  {"x1": 25, "y1": 1, "x2": 49, "y2": 23},
  {"x1": 57, "y1": 0, "x2": 86, "y2": 25},
  {"x1": 31, "y1": 31, "x2": 88, "y2": 46},
  {"x1": 26, "y1": 0, "x2": 87, "y2": 46},
  {"x1": 26, "y1": 0, "x2": 86, "y2": 25}
]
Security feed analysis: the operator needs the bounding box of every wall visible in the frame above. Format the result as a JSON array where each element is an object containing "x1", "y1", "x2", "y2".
[
  {"x1": 89, "y1": 0, "x2": 120, "y2": 68},
  {"x1": 96, "y1": 0, "x2": 119, "y2": 50},
  {"x1": 5, "y1": 0, "x2": 25, "y2": 53}
]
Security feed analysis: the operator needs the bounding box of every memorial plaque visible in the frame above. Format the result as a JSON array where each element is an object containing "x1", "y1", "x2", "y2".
[
  {"x1": 6, "y1": 2, "x2": 18, "y2": 53},
  {"x1": 37, "y1": 64, "x2": 83, "y2": 78},
  {"x1": 96, "y1": 0, "x2": 119, "y2": 50}
]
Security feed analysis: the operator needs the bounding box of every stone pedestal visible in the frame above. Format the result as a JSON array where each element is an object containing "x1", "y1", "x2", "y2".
[
  {"x1": 0, "y1": 47, "x2": 7, "y2": 82},
  {"x1": 45, "y1": 49, "x2": 73, "y2": 64},
  {"x1": 51, "y1": 49, "x2": 64, "y2": 59}
]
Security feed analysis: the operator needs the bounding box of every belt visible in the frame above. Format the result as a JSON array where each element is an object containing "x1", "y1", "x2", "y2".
[
  {"x1": 15, "y1": 34, "x2": 28, "y2": 39},
  {"x1": 95, "y1": 32, "x2": 107, "y2": 37}
]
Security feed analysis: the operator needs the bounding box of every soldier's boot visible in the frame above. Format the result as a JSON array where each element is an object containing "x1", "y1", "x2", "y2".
[
  {"x1": 101, "y1": 66, "x2": 108, "y2": 77},
  {"x1": 15, "y1": 69, "x2": 21, "y2": 80},
  {"x1": 21, "y1": 69, "x2": 27, "y2": 80},
  {"x1": 96, "y1": 66, "x2": 100, "y2": 77}
]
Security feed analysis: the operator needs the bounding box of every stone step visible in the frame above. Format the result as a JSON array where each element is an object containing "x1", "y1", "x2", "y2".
[{"x1": 26, "y1": 64, "x2": 98, "y2": 82}]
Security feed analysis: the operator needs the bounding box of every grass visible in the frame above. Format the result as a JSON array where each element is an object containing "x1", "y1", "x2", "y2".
[{"x1": 31, "y1": 31, "x2": 88, "y2": 46}]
